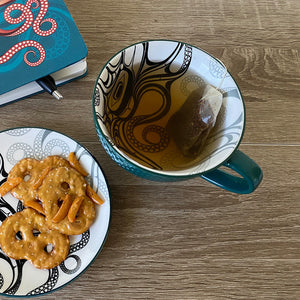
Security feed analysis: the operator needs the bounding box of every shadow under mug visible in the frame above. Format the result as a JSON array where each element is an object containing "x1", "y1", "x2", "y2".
[{"x1": 93, "y1": 40, "x2": 263, "y2": 194}]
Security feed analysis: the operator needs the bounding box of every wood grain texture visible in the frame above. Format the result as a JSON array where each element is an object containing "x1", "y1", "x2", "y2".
[{"x1": 0, "y1": 0, "x2": 300, "y2": 299}]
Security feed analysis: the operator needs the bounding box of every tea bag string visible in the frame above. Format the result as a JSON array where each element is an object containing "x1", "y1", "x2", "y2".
[{"x1": 214, "y1": 57, "x2": 228, "y2": 91}]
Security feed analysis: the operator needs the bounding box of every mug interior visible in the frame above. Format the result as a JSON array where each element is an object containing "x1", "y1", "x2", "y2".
[{"x1": 93, "y1": 40, "x2": 245, "y2": 176}]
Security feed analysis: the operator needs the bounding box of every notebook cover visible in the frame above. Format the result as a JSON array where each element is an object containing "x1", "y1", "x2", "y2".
[{"x1": 0, "y1": 0, "x2": 88, "y2": 95}]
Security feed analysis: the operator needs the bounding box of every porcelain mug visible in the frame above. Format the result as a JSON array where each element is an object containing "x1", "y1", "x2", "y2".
[{"x1": 93, "y1": 40, "x2": 263, "y2": 194}]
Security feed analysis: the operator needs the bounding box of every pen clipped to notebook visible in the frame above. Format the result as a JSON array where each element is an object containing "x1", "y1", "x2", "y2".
[
  {"x1": 0, "y1": 0, "x2": 88, "y2": 106},
  {"x1": 36, "y1": 75, "x2": 63, "y2": 100}
]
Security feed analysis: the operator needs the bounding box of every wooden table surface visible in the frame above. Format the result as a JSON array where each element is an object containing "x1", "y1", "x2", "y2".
[{"x1": 1, "y1": 0, "x2": 300, "y2": 299}]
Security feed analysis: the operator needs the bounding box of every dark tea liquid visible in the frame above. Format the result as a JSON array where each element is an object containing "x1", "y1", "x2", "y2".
[{"x1": 107, "y1": 69, "x2": 209, "y2": 171}]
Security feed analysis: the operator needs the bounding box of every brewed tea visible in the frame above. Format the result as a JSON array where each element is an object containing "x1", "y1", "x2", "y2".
[{"x1": 105, "y1": 73, "x2": 223, "y2": 171}]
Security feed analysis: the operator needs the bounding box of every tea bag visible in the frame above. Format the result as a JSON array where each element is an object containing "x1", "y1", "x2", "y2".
[{"x1": 167, "y1": 84, "x2": 223, "y2": 157}]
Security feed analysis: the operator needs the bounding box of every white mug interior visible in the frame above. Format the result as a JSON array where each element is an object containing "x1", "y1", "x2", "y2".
[{"x1": 94, "y1": 40, "x2": 245, "y2": 176}]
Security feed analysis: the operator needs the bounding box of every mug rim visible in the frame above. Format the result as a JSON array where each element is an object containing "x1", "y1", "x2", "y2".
[{"x1": 92, "y1": 39, "x2": 246, "y2": 177}]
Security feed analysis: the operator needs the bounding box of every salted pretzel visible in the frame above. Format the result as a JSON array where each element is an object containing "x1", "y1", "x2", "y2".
[
  {"x1": 0, "y1": 153, "x2": 104, "y2": 269},
  {"x1": 37, "y1": 166, "x2": 96, "y2": 235},
  {"x1": 0, "y1": 208, "x2": 69, "y2": 269},
  {"x1": 7, "y1": 158, "x2": 40, "y2": 204},
  {"x1": 47, "y1": 195, "x2": 95, "y2": 235},
  {"x1": 8, "y1": 156, "x2": 71, "y2": 206}
]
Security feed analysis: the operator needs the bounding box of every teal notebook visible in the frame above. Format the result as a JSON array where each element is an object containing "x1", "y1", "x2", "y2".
[{"x1": 0, "y1": 0, "x2": 88, "y2": 105}]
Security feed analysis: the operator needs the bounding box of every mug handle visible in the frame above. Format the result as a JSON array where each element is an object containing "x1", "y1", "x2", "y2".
[{"x1": 200, "y1": 150, "x2": 263, "y2": 194}]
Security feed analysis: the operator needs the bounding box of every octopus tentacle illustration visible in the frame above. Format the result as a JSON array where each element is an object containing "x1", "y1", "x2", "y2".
[
  {"x1": 0, "y1": 40, "x2": 45, "y2": 66},
  {"x1": 0, "y1": 0, "x2": 57, "y2": 67},
  {"x1": 27, "y1": 267, "x2": 59, "y2": 295},
  {"x1": 0, "y1": 159, "x2": 28, "y2": 296},
  {"x1": 0, "y1": 1, "x2": 36, "y2": 36},
  {"x1": 98, "y1": 42, "x2": 192, "y2": 169},
  {"x1": 0, "y1": 0, "x2": 56, "y2": 36}
]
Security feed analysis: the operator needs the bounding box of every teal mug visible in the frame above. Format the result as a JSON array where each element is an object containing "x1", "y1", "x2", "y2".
[{"x1": 93, "y1": 40, "x2": 263, "y2": 194}]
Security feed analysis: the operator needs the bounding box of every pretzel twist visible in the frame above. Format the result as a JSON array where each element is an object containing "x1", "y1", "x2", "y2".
[{"x1": 0, "y1": 208, "x2": 69, "y2": 269}]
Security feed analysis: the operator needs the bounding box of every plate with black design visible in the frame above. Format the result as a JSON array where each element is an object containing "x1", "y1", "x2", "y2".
[{"x1": 0, "y1": 127, "x2": 111, "y2": 297}]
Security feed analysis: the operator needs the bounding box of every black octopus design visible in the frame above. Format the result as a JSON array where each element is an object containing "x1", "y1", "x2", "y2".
[{"x1": 97, "y1": 41, "x2": 192, "y2": 169}]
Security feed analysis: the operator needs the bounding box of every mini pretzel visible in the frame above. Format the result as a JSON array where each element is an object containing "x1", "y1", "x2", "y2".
[
  {"x1": 68, "y1": 195, "x2": 84, "y2": 223},
  {"x1": 68, "y1": 152, "x2": 88, "y2": 177},
  {"x1": 0, "y1": 208, "x2": 69, "y2": 269},
  {"x1": 41, "y1": 155, "x2": 71, "y2": 170},
  {"x1": 8, "y1": 158, "x2": 40, "y2": 203},
  {"x1": 46, "y1": 196, "x2": 95, "y2": 235},
  {"x1": 32, "y1": 166, "x2": 51, "y2": 189},
  {"x1": 86, "y1": 184, "x2": 105, "y2": 205},
  {"x1": 8, "y1": 156, "x2": 71, "y2": 205},
  {"x1": 52, "y1": 194, "x2": 73, "y2": 223},
  {"x1": 38, "y1": 166, "x2": 95, "y2": 235},
  {"x1": 0, "y1": 177, "x2": 23, "y2": 197},
  {"x1": 26, "y1": 199, "x2": 45, "y2": 215},
  {"x1": 0, "y1": 154, "x2": 105, "y2": 270}
]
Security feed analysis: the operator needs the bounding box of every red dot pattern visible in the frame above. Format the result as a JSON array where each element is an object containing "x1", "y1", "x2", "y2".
[
  {"x1": 3, "y1": 0, "x2": 57, "y2": 37},
  {"x1": 4, "y1": 2, "x2": 33, "y2": 35},
  {"x1": 0, "y1": 40, "x2": 46, "y2": 66},
  {"x1": 0, "y1": 0, "x2": 57, "y2": 67}
]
